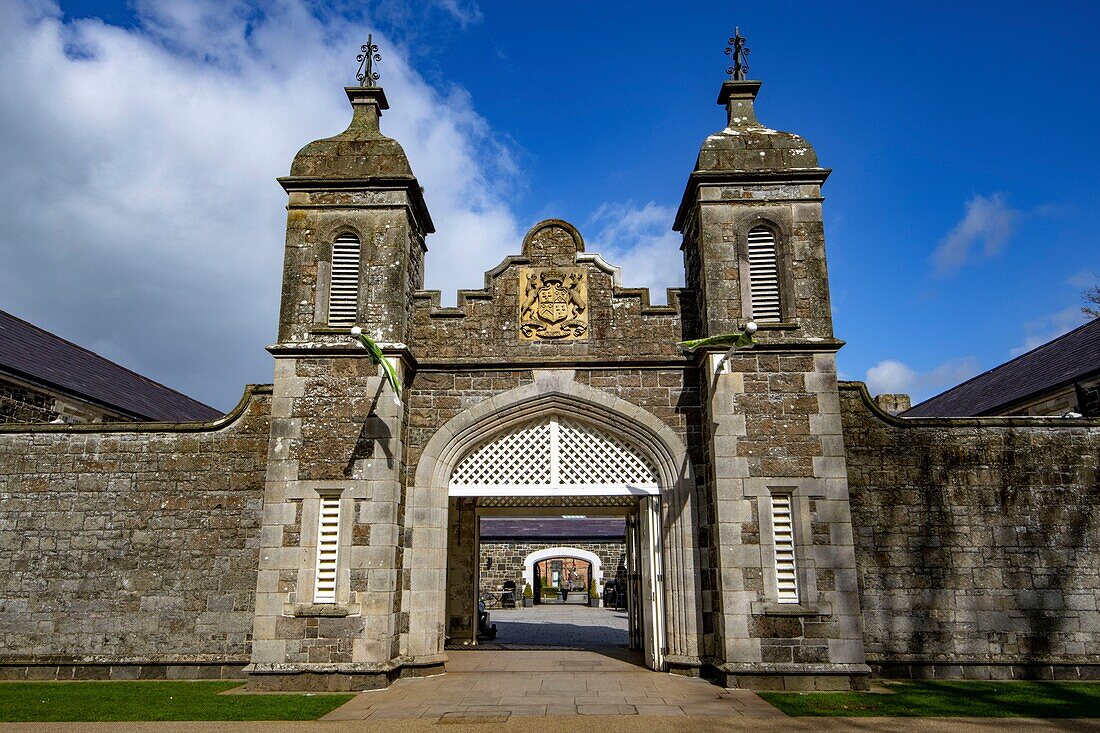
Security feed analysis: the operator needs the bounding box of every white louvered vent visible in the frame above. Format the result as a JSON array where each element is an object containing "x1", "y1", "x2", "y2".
[
  {"x1": 747, "y1": 227, "x2": 781, "y2": 322},
  {"x1": 328, "y1": 234, "x2": 361, "y2": 326},
  {"x1": 770, "y1": 493, "x2": 799, "y2": 604},
  {"x1": 450, "y1": 415, "x2": 659, "y2": 494},
  {"x1": 314, "y1": 495, "x2": 341, "y2": 603}
]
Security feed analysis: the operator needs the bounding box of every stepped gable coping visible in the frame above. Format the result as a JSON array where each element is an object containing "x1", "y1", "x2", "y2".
[{"x1": 412, "y1": 219, "x2": 684, "y2": 319}]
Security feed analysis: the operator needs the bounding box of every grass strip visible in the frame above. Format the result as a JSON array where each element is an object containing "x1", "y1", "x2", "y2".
[
  {"x1": 0, "y1": 680, "x2": 353, "y2": 722},
  {"x1": 759, "y1": 680, "x2": 1100, "y2": 717}
]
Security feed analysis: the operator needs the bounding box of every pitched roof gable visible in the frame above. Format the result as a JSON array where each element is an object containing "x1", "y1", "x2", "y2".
[
  {"x1": 0, "y1": 309, "x2": 222, "y2": 422},
  {"x1": 904, "y1": 318, "x2": 1100, "y2": 417}
]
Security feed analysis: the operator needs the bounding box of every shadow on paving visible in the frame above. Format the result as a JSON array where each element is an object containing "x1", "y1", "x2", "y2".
[
  {"x1": 321, "y1": 649, "x2": 784, "y2": 720},
  {"x1": 449, "y1": 606, "x2": 631, "y2": 657}
]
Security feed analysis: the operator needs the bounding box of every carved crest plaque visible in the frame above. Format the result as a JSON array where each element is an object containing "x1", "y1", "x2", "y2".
[{"x1": 519, "y1": 268, "x2": 588, "y2": 340}]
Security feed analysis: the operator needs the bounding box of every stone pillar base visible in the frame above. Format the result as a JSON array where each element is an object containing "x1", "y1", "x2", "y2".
[
  {"x1": 706, "y1": 663, "x2": 871, "y2": 691},
  {"x1": 872, "y1": 661, "x2": 1100, "y2": 681},
  {"x1": 245, "y1": 660, "x2": 445, "y2": 692},
  {"x1": 665, "y1": 655, "x2": 703, "y2": 678},
  {"x1": 0, "y1": 663, "x2": 246, "y2": 681}
]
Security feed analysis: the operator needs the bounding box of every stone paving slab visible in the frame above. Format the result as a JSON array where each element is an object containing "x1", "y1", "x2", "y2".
[
  {"x1": 451, "y1": 605, "x2": 630, "y2": 650},
  {"x1": 320, "y1": 649, "x2": 783, "y2": 720}
]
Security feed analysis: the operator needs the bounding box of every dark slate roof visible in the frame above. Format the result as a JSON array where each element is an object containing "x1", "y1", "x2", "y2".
[
  {"x1": 0, "y1": 309, "x2": 223, "y2": 422},
  {"x1": 903, "y1": 318, "x2": 1100, "y2": 417},
  {"x1": 480, "y1": 518, "x2": 625, "y2": 541}
]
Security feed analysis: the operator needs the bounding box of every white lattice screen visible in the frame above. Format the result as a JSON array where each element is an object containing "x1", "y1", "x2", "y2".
[{"x1": 450, "y1": 415, "x2": 659, "y2": 496}]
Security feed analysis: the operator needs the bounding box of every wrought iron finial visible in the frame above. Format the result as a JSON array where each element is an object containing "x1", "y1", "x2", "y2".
[
  {"x1": 356, "y1": 35, "x2": 381, "y2": 86},
  {"x1": 724, "y1": 27, "x2": 750, "y2": 81}
]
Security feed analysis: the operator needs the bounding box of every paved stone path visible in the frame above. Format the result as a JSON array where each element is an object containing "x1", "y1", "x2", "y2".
[
  {"x1": 321, "y1": 649, "x2": 783, "y2": 720},
  {"x1": 474, "y1": 604, "x2": 630, "y2": 649},
  {"x1": 7, "y1": 719, "x2": 1100, "y2": 732}
]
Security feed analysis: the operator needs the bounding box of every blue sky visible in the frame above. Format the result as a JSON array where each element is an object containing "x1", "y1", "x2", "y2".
[{"x1": 2, "y1": 0, "x2": 1098, "y2": 409}]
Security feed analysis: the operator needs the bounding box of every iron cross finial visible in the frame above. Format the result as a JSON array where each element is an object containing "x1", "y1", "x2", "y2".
[
  {"x1": 724, "y1": 27, "x2": 750, "y2": 81},
  {"x1": 356, "y1": 35, "x2": 382, "y2": 87}
]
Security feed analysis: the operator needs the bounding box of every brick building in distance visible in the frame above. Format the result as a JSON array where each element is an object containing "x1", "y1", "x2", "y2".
[{"x1": 1, "y1": 57, "x2": 1098, "y2": 692}]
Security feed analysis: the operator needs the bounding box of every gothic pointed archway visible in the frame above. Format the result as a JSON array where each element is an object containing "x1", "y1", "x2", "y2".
[{"x1": 401, "y1": 370, "x2": 702, "y2": 674}]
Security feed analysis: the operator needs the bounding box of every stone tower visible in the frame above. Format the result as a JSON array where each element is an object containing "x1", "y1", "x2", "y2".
[
  {"x1": 246, "y1": 84, "x2": 433, "y2": 691},
  {"x1": 673, "y1": 78, "x2": 870, "y2": 688}
]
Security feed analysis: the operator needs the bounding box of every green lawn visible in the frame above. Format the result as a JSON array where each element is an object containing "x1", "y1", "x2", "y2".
[
  {"x1": 759, "y1": 680, "x2": 1100, "y2": 717},
  {"x1": 0, "y1": 681, "x2": 353, "y2": 722}
]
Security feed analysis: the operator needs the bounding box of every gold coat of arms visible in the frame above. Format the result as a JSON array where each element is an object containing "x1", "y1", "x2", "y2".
[{"x1": 519, "y1": 268, "x2": 588, "y2": 340}]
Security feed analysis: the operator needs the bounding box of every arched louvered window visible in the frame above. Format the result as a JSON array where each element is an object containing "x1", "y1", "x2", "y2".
[
  {"x1": 328, "y1": 234, "x2": 361, "y2": 326},
  {"x1": 449, "y1": 415, "x2": 660, "y2": 496},
  {"x1": 747, "y1": 226, "x2": 781, "y2": 322}
]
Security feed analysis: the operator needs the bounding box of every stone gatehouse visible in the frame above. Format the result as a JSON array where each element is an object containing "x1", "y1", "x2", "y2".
[{"x1": 1, "y1": 67, "x2": 1098, "y2": 692}]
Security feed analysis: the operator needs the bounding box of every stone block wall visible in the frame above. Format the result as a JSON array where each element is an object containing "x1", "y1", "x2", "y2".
[
  {"x1": 0, "y1": 386, "x2": 271, "y2": 679},
  {"x1": 0, "y1": 377, "x2": 129, "y2": 424},
  {"x1": 840, "y1": 382, "x2": 1100, "y2": 679},
  {"x1": 409, "y1": 221, "x2": 696, "y2": 362},
  {"x1": 0, "y1": 380, "x2": 54, "y2": 424}
]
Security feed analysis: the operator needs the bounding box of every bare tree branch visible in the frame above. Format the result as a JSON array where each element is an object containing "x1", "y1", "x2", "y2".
[{"x1": 1084, "y1": 285, "x2": 1100, "y2": 319}]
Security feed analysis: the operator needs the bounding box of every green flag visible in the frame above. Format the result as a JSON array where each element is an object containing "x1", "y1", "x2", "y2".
[
  {"x1": 350, "y1": 326, "x2": 402, "y2": 407},
  {"x1": 678, "y1": 322, "x2": 758, "y2": 374}
]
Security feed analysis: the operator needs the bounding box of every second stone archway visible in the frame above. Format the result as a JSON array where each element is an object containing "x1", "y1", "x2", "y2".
[{"x1": 522, "y1": 546, "x2": 604, "y2": 595}]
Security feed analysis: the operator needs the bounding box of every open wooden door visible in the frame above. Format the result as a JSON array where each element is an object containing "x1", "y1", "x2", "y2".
[
  {"x1": 625, "y1": 515, "x2": 641, "y2": 651},
  {"x1": 637, "y1": 496, "x2": 666, "y2": 671}
]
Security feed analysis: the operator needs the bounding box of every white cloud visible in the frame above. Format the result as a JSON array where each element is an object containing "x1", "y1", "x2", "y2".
[
  {"x1": 0, "y1": 0, "x2": 519, "y2": 409},
  {"x1": 430, "y1": 0, "x2": 482, "y2": 27},
  {"x1": 1067, "y1": 269, "x2": 1098, "y2": 289},
  {"x1": 585, "y1": 201, "x2": 685, "y2": 304},
  {"x1": 865, "y1": 357, "x2": 981, "y2": 402},
  {"x1": 864, "y1": 360, "x2": 917, "y2": 395},
  {"x1": 930, "y1": 193, "x2": 1019, "y2": 276},
  {"x1": 1009, "y1": 306, "x2": 1086, "y2": 356}
]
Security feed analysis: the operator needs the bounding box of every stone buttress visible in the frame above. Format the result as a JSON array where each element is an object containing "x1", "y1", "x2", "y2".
[
  {"x1": 673, "y1": 79, "x2": 870, "y2": 689},
  {"x1": 245, "y1": 85, "x2": 434, "y2": 691}
]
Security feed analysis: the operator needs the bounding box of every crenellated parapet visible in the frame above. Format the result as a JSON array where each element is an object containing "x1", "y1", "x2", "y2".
[{"x1": 408, "y1": 220, "x2": 697, "y2": 363}]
